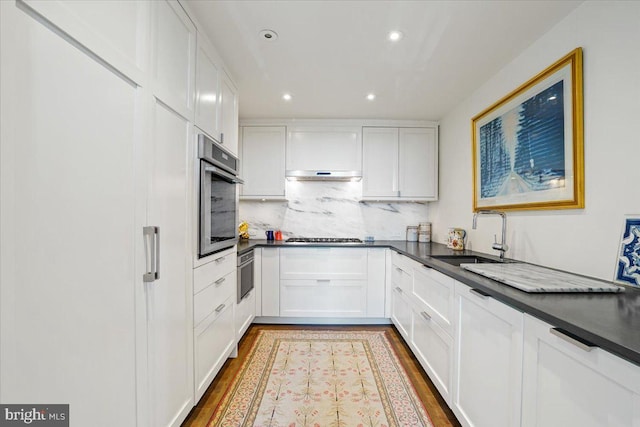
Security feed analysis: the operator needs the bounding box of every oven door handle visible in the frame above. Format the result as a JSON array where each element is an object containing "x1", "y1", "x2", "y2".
[{"x1": 204, "y1": 165, "x2": 244, "y2": 184}]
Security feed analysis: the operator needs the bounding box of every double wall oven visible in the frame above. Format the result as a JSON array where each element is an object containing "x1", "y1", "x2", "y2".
[{"x1": 198, "y1": 134, "x2": 243, "y2": 258}]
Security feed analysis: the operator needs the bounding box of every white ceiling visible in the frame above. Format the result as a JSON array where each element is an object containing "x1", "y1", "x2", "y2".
[{"x1": 185, "y1": 0, "x2": 582, "y2": 121}]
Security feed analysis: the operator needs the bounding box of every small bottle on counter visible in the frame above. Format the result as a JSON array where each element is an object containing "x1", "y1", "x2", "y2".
[{"x1": 406, "y1": 226, "x2": 418, "y2": 242}]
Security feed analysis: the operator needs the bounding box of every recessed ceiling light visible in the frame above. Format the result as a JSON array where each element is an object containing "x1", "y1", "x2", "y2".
[
  {"x1": 282, "y1": 93, "x2": 292, "y2": 101},
  {"x1": 366, "y1": 93, "x2": 376, "y2": 101},
  {"x1": 259, "y1": 29, "x2": 278, "y2": 41},
  {"x1": 388, "y1": 31, "x2": 403, "y2": 42}
]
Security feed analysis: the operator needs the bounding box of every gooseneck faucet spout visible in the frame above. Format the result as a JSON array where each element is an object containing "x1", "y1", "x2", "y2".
[{"x1": 472, "y1": 210, "x2": 508, "y2": 260}]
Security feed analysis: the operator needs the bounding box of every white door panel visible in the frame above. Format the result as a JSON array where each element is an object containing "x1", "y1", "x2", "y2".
[
  {"x1": 147, "y1": 99, "x2": 193, "y2": 427},
  {"x1": 1, "y1": 3, "x2": 139, "y2": 425}
]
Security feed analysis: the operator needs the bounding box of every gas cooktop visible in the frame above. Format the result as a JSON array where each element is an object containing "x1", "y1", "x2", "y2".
[{"x1": 285, "y1": 237, "x2": 363, "y2": 243}]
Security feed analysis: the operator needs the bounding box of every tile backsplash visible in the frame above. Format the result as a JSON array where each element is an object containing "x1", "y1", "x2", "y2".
[{"x1": 239, "y1": 181, "x2": 430, "y2": 240}]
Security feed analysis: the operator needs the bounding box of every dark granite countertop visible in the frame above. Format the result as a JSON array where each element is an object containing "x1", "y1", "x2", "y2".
[{"x1": 237, "y1": 239, "x2": 640, "y2": 367}]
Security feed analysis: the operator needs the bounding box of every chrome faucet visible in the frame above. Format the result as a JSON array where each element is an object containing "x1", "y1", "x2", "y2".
[{"x1": 472, "y1": 210, "x2": 508, "y2": 260}]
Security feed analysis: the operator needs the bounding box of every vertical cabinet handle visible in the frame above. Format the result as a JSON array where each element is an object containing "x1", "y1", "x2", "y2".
[
  {"x1": 550, "y1": 328, "x2": 596, "y2": 352},
  {"x1": 143, "y1": 226, "x2": 160, "y2": 282}
]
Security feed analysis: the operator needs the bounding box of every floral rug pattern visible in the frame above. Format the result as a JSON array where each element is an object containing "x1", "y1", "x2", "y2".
[{"x1": 208, "y1": 330, "x2": 433, "y2": 427}]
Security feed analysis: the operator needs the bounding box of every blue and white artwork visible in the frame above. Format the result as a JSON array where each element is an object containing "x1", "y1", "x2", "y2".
[
  {"x1": 479, "y1": 81, "x2": 566, "y2": 199},
  {"x1": 615, "y1": 217, "x2": 640, "y2": 287}
]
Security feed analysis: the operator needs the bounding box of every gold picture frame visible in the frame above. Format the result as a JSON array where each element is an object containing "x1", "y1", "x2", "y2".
[{"x1": 472, "y1": 48, "x2": 584, "y2": 211}]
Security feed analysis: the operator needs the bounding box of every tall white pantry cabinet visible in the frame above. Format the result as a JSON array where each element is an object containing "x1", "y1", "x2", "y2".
[{"x1": 0, "y1": 1, "x2": 235, "y2": 426}]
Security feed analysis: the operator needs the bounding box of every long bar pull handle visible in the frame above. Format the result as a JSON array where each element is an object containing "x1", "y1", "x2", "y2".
[
  {"x1": 143, "y1": 226, "x2": 160, "y2": 283},
  {"x1": 155, "y1": 226, "x2": 160, "y2": 280},
  {"x1": 214, "y1": 277, "x2": 226, "y2": 286},
  {"x1": 469, "y1": 288, "x2": 491, "y2": 299},
  {"x1": 215, "y1": 304, "x2": 226, "y2": 313},
  {"x1": 550, "y1": 328, "x2": 596, "y2": 352}
]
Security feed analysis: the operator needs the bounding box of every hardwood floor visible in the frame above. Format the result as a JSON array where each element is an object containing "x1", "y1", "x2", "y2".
[{"x1": 182, "y1": 324, "x2": 461, "y2": 427}]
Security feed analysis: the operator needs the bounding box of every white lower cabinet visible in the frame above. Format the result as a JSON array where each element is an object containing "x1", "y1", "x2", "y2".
[
  {"x1": 391, "y1": 285, "x2": 412, "y2": 340},
  {"x1": 261, "y1": 247, "x2": 280, "y2": 316},
  {"x1": 389, "y1": 252, "x2": 455, "y2": 404},
  {"x1": 276, "y1": 248, "x2": 386, "y2": 318},
  {"x1": 192, "y1": 248, "x2": 237, "y2": 401},
  {"x1": 412, "y1": 263, "x2": 455, "y2": 335},
  {"x1": 411, "y1": 305, "x2": 454, "y2": 403},
  {"x1": 522, "y1": 314, "x2": 640, "y2": 427},
  {"x1": 236, "y1": 289, "x2": 256, "y2": 339},
  {"x1": 194, "y1": 297, "x2": 235, "y2": 401},
  {"x1": 389, "y1": 252, "x2": 415, "y2": 341},
  {"x1": 388, "y1": 252, "x2": 640, "y2": 427},
  {"x1": 452, "y1": 281, "x2": 524, "y2": 427},
  {"x1": 281, "y1": 279, "x2": 367, "y2": 317}
]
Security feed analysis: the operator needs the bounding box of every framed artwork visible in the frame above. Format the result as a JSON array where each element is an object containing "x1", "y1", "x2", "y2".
[
  {"x1": 472, "y1": 48, "x2": 584, "y2": 211},
  {"x1": 614, "y1": 216, "x2": 640, "y2": 287}
]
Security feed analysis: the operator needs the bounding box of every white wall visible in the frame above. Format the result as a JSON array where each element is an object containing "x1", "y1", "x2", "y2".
[{"x1": 431, "y1": 1, "x2": 640, "y2": 281}]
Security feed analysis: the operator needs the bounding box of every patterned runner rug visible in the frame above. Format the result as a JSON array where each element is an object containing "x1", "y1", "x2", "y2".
[{"x1": 207, "y1": 329, "x2": 434, "y2": 427}]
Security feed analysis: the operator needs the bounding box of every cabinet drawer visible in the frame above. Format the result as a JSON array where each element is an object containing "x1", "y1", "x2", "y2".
[
  {"x1": 194, "y1": 248, "x2": 236, "y2": 294},
  {"x1": 391, "y1": 285, "x2": 411, "y2": 340},
  {"x1": 280, "y1": 248, "x2": 367, "y2": 280},
  {"x1": 194, "y1": 270, "x2": 236, "y2": 327},
  {"x1": 391, "y1": 251, "x2": 417, "y2": 272},
  {"x1": 412, "y1": 264, "x2": 455, "y2": 334},
  {"x1": 194, "y1": 297, "x2": 235, "y2": 401},
  {"x1": 391, "y1": 263, "x2": 412, "y2": 294},
  {"x1": 411, "y1": 305, "x2": 453, "y2": 404},
  {"x1": 236, "y1": 289, "x2": 255, "y2": 339},
  {"x1": 280, "y1": 279, "x2": 366, "y2": 317}
]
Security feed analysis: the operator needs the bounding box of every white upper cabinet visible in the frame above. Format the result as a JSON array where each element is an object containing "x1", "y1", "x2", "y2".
[
  {"x1": 362, "y1": 126, "x2": 438, "y2": 201},
  {"x1": 240, "y1": 126, "x2": 286, "y2": 199},
  {"x1": 152, "y1": 0, "x2": 196, "y2": 119},
  {"x1": 21, "y1": 0, "x2": 148, "y2": 83},
  {"x1": 220, "y1": 71, "x2": 239, "y2": 155},
  {"x1": 286, "y1": 126, "x2": 362, "y2": 175},
  {"x1": 195, "y1": 34, "x2": 221, "y2": 140},
  {"x1": 362, "y1": 127, "x2": 399, "y2": 197},
  {"x1": 399, "y1": 127, "x2": 438, "y2": 199}
]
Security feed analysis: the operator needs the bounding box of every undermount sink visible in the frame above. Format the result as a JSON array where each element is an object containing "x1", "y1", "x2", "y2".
[{"x1": 431, "y1": 255, "x2": 504, "y2": 266}]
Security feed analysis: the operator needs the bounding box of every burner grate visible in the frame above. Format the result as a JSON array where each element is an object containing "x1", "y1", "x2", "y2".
[{"x1": 285, "y1": 237, "x2": 363, "y2": 243}]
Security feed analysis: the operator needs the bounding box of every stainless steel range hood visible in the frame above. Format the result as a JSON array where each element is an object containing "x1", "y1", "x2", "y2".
[
  {"x1": 285, "y1": 126, "x2": 362, "y2": 181},
  {"x1": 285, "y1": 170, "x2": 362, "y2": 181}
]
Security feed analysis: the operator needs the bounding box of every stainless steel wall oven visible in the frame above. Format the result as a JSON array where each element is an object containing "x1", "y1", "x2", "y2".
[{"x1": 198, "y1": 134, "x2": 243, "y2": 258}]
